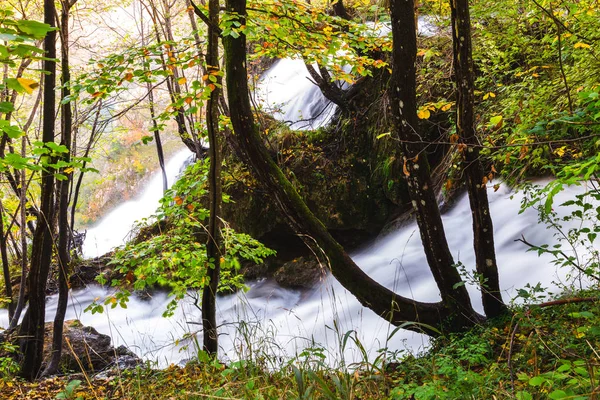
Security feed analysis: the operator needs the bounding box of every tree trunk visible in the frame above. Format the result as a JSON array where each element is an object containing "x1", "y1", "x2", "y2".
[
  {"x1": 43, "y1": 0, "x2": 78, "y2": 376},
  {"x1": 9, "y1": 136, "x2": 29, "y2": 330},
  {"x1": 201, "y1": 0, "x2": 222, "y2": 355},
  {"x1": 387, "y1": 0, "x2": 481, "y2": 329},
  {"x1": 450, "y1": 0, "x2": 507, "y2": 318},
  {"x1": 140, "y1": 6, "x2": 168, "y2": 193},
  {"x1": 0, "y1": 201, "x2": 14, "y2": 321},
  {"x1": 19, "y1": 0, "x2": 57, "y2": 380},
  {"x1": 223, "y1": 0, "x2": 466, "y2": 336}
]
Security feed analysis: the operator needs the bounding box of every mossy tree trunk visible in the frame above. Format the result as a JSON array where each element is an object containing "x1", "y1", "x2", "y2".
[
  {"x1": 387, "y1": 0, "x2": 481, "y2": 329},
  {"x1": 223, "y1": 0, "x2": 476, "y2": 336},
  {"x1": 450, "y1": 0, "x2": 507, "y2": 318}
]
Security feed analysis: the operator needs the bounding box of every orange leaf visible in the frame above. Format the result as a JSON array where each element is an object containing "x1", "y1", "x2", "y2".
[
  {"x1": 184, "y1": 97, "x2": 193, "y2": 104},
  {"x1": 175, "y1": 196, "x2": 183, "y2": 205},
  {"x1": 402, "y1": 158, "x2": 410, "y2": 177}
]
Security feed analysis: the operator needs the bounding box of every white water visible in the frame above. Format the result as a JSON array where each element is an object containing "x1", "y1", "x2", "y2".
[
  {"x1": 1, "y1": 180, "x2": 595, "y2": 367},
  {"x1": 2, "y1": 24, "x2": 596, "y2": 367},
  {"x1": 256, "y1": 17, "x2": 438, "y2": 130},
  {"x1": 82, "y1": 148, "x2": 193, "y2": 258}
]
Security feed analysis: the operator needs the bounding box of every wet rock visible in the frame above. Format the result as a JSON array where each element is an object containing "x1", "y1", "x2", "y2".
[
  {"x1": 43, "y1": 320, "x2": 142, "y2": 373},
  {"x1": 273, "y1": 256, "x2": 327, "y2": 289},
  {"x1": 69, "y1": 256, "x2": 113, "y2": 290}
]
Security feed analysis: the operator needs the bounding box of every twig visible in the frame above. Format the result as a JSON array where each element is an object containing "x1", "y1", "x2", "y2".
[
  {"x1": 537, "y1": 297, "x2": 597, "y2": 308},
  {"x1": 507, "y1": 321, "x2": 519, "y2": 393},
  {"x1": 517, "y1": 235, "x2": 600, "y2": 282}
]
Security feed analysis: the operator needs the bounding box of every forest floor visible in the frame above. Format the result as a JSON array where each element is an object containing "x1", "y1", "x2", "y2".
[{"x1": 1, "y1": 288, "x2": 598, "y2": 399}]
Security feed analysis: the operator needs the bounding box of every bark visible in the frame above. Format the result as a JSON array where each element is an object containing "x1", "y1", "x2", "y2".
[
  {"x1": 386, "y1": 0, "x2": 481, "y2": 327},
  {"x1": 9, "y1": 136, "x2": 29, "y2": 330},
  {"x1": 304, "y1": 62, "x2": 350, "y2": 112},
  {"x1": 19, "y1": 0, "x2": 57, "y2": 380},
  {"x1": 0, "y1": 201, "x2": 14, "y2": 320},
  {"x1": 201, "y1": 0, "x2": 222, "y2": 355},
  {"x1": 223, "y1": 0, "x2": 462, "y2": 336},
  {"x1": 450, "y1": 0, "x2": 507, "y2": 318},
  {"x1": 44, "y1": 0, "x2": 78, "y2": 376}
]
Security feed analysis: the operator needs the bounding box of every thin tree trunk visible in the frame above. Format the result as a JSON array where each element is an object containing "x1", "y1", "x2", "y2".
[
  {"x1": 19, "y1": 0, "x2": 57, "y2": 380},
  {"x1": 201, "y1": 0, "x2": 222, "y2": 355},
  {"x1": 387, "y1": 0, "x2": 481, "y2": 328},
  {"x1": 223, "y1": 0, "x2": 461, "y2": 336},
  {"x1": 0, "y1": 201, "x2": 14, "y2": 320},
  {"x1": 70, "y1": 101, "x2": 102, "y2": 233},
  {"x1": 140, "y1": 7, "x2": 168, "y2": 193},
  {"x1": 450, "y1": 0, "x2": 507, "y2": 318},
  {"x1": 9, "y1": 135, "x2": 29, "y2": 330},
  {"x1": 44, "y1": 0, "x2": 78, "y2": 376}
]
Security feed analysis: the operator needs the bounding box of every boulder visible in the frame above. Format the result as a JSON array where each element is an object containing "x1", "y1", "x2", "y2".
[
  {"x1": 274, "y1": 256, "x2": 327, "y2": 289},
  {"x1": 43, "y1": 320, "x2": 142, "y2": 373}
]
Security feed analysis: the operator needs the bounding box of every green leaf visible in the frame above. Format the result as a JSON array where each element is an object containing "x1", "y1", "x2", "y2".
[
  {"x1": 0, "y1": 102, "x2": 14, "y2": 113},
  {"x1": 16, "y1": 20, "x2": 54, "y2": 39},
  {"x1": 516, "y1": 391, "x2": 533, "y2": 400},
  {"x1": 549, "y1": 390, "x2": 568, "y2": 399},
  {"x1": 528, "y1": 376, "x2": 545, "y2": 386}
]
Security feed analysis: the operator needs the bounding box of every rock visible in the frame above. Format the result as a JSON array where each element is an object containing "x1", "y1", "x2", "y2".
[
  {"x1": 69, "y1": 256, "x2": 113, "y2": 290},
  {"x1": 43, "y1": 320, "x2": 142, "y2": 373},
  {"x1": 274, "y1": 256, "x2": 327, "y2": 289}
]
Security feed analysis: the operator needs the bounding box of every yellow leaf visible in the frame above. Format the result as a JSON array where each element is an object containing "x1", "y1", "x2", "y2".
[
  {"x1": 177, "y1": 77, "x2": 187, "y2": 85},
  {"x1": 574, "y1": 42, "x2": 591, "y2": 49},
  {"x1": 64, "y1": 167, "x2": 74, "y2": 174},
  {"x1": 17, "y1": 78, "x2": 39, "y2": 94},
  {"x1": 441, "y1": 103, "x2": 452, "y2": 112},
  {"x1": 417, "y1": 108, "x2": 430, "y2": 119}
]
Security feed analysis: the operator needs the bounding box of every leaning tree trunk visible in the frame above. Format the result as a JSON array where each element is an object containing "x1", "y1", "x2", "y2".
[
  {"x1": 19, "y1": 0, "x2": 57, "y2": 380},
  {"x1": 387, "y1": 0, "x2": 481, "y2": 328},
  {"x1": 201, "y1": 0, "x2": 223, "y2": 355},
  {"x1": 222, "y1": 0, "x2": 473, "y2": 336},
  {"x1": 450, "y1": 0, "x2": 507, "y2": 318}
]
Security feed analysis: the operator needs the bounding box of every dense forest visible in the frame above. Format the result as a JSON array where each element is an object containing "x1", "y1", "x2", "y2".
[{"x1": 0, "y1": 0, "x2": 599, "y2": 398}]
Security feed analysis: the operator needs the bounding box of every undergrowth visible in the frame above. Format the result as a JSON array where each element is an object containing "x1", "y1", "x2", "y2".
[{"x1": 1, "y1": 289, "x2": 598, "y2": 399}]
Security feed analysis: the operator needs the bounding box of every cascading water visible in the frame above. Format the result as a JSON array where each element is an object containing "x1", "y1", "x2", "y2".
[
  {"x1": 82, "y1": 148, "x2": 193, "y2": 258},
  {"x1": 1, "y1": 18, "x2": 594, "y2": 368},
  {"x1": 256, "y1": 16, "x2": 438, "y2": 130},
  {"x1": 1, "y1": 180, "x2": 593, "y2": 367}
]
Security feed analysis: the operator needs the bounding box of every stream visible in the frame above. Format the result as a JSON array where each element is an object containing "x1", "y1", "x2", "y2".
[{"x1": 0, "y1": 46, "x2": 595, "y2": 369}]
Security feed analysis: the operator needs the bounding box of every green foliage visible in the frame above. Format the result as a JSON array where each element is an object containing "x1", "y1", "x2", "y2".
[
  {"x1": 96, "y1": 159, "x2": 275, "y2": 316},
  {"x1": 390, "y1": 292, "x2": 600, "y2": 399},
  {"x1": 0, "y1": 341, "x2": 19, "y2": 379},
  {"x1": 55, "y1": 379, "x2": 83, "y2": 400}
]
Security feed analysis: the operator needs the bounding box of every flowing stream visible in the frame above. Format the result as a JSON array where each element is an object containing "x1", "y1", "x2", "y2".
[{"x1": 1, "y1": 40, "x2": 596, "y2": 368}]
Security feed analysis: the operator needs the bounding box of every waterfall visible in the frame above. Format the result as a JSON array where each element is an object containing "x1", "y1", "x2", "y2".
[
  {"x1": 1, "y1": 18, "x2": 593, "y2": 367},
  {"x1": 82, "y1": 148, "x2": 193, "y2": 258},
  {"x1": 1, "y1": 181, "x2": 593, "y2": 367},
  {"x1": 256, "y1": 16, "x2": 438, "y2": 130}
]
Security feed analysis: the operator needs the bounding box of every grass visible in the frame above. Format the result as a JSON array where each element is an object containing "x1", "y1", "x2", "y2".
[{"x1": 1, "y1": 288, "x2": 599, "y2": 399}]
